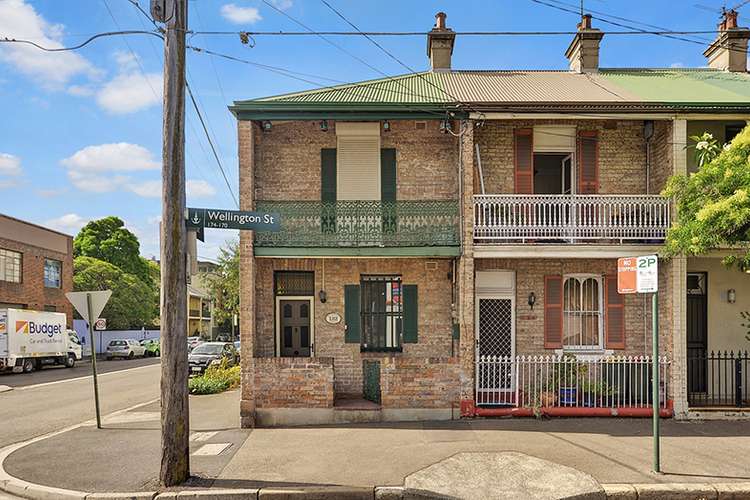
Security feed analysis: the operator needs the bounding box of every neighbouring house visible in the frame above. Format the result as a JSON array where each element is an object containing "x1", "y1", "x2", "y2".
[
  {"x1": 231, "y1": 11, "x2": 750, "y2": 426},
  {"x1": 0, "y1": 213, "x2": 74, "y2": 325}
]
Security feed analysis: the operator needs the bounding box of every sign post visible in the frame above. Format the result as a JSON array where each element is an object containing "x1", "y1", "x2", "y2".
[
  {"x1": 66, "y1": 290, "x2": 112, "y2": 429},
  {"x1": 617, "y1": 255, "x2": 660, "y2": 473}
]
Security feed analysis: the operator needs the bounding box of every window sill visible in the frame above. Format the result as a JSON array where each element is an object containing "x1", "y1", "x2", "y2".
[
  {"x1": 554, "y1": 349, "x2": 614, "y2": 360},
  {"x1": 360, "y1": 347, "x2": 403, "y2": 354}
]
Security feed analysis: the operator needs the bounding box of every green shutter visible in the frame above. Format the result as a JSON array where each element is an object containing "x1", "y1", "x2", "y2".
[
  {"x1": 321, "y1": 149, "x2": 337, "y2": 202},
  {"x1": 403, "y1": 284, "x2": 418, "y2": 343},
  {"x1": 380, "y1": 148, "x2": 396, "y2": 202},
  {"x1": 344, "y1": 284, "x2": 361, "y2": 343}
]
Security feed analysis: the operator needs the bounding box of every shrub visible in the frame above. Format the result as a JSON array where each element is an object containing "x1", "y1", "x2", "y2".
[{"x1": 188, "y1": 359, "x2": 240, "y2": 395}]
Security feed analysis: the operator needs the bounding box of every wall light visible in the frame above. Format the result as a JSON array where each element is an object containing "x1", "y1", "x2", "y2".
[
  {"x1": 319, "y1": 289, "x2": 327, "y2": 304},
  {"x1": 728, "y1": 289, "x2": 736, "y2": 304},
  {"x1": 262, "y1": 120, "x2": 272, "y2": 132},
  {"x1": 382, "y1": 120, "x2": 391, "y2": 132},
  {"x1": 528, "y1": 292, "x2": 536, "y2": 310},
  {"x1": 320, "y1": 120, "x2": 329, "y2": 132}
]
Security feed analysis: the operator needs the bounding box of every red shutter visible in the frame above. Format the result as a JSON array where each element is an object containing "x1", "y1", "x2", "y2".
[
  {"x1": 604, "y1": 275, "x2": 625, "y2": 349},
  {"x1": 544, "y1": 275, "x2": 563, "y2": 349},
  {"x1": 514, "y1": 128, "x2": 534, "y2": 194},
  {"x1": 577, "y1": 130, "x2": 598, "y2": 194}
]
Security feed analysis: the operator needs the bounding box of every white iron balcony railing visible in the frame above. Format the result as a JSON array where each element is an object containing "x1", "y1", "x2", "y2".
[
  {"x1": 474, "y1": 194, "x2": 671, "y2": 243},
  {"x1": 476, "y1": 355, "x2": 670, "y2": 409}
]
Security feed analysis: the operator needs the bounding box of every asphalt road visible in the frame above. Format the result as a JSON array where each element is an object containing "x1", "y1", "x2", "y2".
[
  {"x1": 0, "y1": 358, "x2": 161, "y2": 448},
  {"x1": 0, "y1": 356, "x2": 160, "y2": 388}
]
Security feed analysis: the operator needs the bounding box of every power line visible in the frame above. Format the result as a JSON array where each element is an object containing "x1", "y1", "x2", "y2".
[
  {"x1": 0, "y1": 30, "x2": 161, "y2": 51},
  {"x1": 186, "y1": 80, "x2": 239, "y2": 208},
  {"x1": 190, "y1": 29, "x2": 725, "y2": 37}
]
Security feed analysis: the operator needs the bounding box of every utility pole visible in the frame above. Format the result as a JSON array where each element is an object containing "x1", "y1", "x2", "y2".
[{"x1": 154, "y1": 0, "x2": 190, "y2": 486}]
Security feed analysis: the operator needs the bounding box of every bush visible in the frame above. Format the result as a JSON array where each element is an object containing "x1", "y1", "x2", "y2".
[{"x1": 188, "y1": 359, "x2": 240, "y2": 395}]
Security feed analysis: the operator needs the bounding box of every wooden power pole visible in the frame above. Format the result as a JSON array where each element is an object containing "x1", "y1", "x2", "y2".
[{"x1": 156, "y1": 0, "x2": 190, "y2": 486}]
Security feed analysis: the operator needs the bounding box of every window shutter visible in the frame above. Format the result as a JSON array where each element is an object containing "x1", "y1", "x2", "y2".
[
  {"x1": 321, "y1": 148, "x2": 337, "y2": 202},
  {"x1": 577, "y1": 130, "x2": 598, "y2": 194},
  {"x1": 544, "y1": 275, "x2": 563, "y2": 349},
  {"x1": 380, "y1": 149, "x2": 396, "y2": 202},
  {"x1": 402, "y1": 284, "x2": 418, "y2": 343},
  {"x1": 514, "y1": 128, "x2": 534, "y2": 194},
  {"x1": 605, "y1": 275, "x2": 625, "y2": 349},
  {"x1": 344, "y1": 284, "x2": 361, "y2": 343}
]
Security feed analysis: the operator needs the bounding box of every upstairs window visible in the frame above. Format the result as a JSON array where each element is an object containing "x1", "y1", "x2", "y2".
[
  {"x1": 0, "y1": 248, "x2": 21, "y2": 283},
  {"x1": 44, "y1": 258, "x2": 62, "y2": 288},
  {"x1": 336, "y1": 122, "x2": 381, "y2": 201}
]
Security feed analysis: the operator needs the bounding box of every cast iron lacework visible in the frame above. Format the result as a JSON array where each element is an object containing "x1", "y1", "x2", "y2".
[
  {"x1": 274, "y1": 271, "x2": 315, "y2": 296},
  {"x1": 254, "y1": 200, "x2": 459, "y2": 247}
]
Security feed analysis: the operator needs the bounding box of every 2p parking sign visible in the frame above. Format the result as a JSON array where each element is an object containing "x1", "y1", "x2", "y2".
[{"x1": 617, "y1": 255, "x2": 658, "y2": 294}]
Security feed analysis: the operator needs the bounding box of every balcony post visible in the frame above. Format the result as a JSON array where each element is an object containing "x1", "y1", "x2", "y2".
[{"x1": 458, "y1": 120, "x2": 476, "y2": 404}]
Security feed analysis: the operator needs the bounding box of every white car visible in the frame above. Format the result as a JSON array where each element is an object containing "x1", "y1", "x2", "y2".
[{"x1": 105, "y1": 339, "x2": 146, "y2": 360}]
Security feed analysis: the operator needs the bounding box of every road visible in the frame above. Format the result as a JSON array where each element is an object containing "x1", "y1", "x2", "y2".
[{"x1": 0, "y1": 358, "x2": 161, "y2": 448}]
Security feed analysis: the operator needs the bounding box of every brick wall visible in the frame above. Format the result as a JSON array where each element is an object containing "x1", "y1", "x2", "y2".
[
  {"x1": 648, "y1": 120, "x2": 673, "y2": 194},
  {"x1": 475, "y1": 258, "x2": 673, "y2": 358},
  {"x1": 254, "y1": 257, "x2": 454, "y2": 396},
  {"x1": 380, "y1": 356, "x2": 460, "y2": 408},
  {"x1": 474, "y1": 120, "x2": 648, "y2": 194},
  {"x1": 250, "y1": 120, "x2": 458, "y2": 201},
  {"x1": 0, "y1": 236, "x2": 73, "y2": 325},
  {"x1": 251, "y1": 357, "x2": 334, "y2": 408}
]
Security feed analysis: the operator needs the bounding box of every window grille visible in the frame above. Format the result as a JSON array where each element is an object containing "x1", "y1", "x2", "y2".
[
  {"x1": 361, "y1": 275, "x2": 402, "y2": 351},
  {"x1": 563, "y1": 275, "x2": 603, "y2": 350},
  {"x1": 274, "y1": 271, "x2": 314, "y2": 296}
]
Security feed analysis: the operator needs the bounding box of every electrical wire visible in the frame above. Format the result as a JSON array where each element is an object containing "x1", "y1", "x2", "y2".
[
  {"x1": 189, "y1": 30, "x2": 725, "y2": 37},
  {"x1": 0, "y1": 30, "x2": 162, "y2": 51}
]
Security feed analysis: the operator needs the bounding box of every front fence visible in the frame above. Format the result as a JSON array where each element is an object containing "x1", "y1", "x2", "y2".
[
  {"x1": 473, "y1": 194, "x2": 671, "y2": 243},
  {"x1": 687, "y1": 350, "x2": 749, "y2": 407},
  {"x1": 476, "y1": 355, "x2": 670, "y2": 409}
]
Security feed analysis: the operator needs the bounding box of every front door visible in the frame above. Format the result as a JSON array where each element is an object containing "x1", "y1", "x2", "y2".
[
  {"x1": 686, "y1": 272, "x2": 708, "y2": 394},
  {"x1": 476, "y1": 296, "x2": 515, "y2": 404},
  {"x1": 280, "y1": 300, "x2": 311, "y2": 357}
]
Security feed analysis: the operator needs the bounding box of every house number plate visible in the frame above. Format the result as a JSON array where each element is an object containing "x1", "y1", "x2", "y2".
[{"x1": 325, "y1": 312, "x2": 342, "y2": 324}]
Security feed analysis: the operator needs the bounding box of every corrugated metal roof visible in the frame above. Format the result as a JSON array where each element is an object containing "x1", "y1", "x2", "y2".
[{"x1": 233, "y1": 68, "x2": 750, "y2": 111}]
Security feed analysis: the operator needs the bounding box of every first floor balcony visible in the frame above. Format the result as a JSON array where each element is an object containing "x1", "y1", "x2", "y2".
[
  {"x1": 474, "y1": 194, "x2": 671, "y2": 245},
  {"x1": 254, "y1": 200, "x2": 460, "y2": 257}
]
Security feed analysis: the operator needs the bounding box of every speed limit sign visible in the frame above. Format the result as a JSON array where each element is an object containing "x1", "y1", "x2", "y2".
[{"x1": 94, "y1": 318, "x2": 107, "y2": 331}]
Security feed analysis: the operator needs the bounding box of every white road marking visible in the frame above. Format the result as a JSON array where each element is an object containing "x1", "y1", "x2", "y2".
[
  {"x1": 80, "y1": 411, "x2": 160, "y2": 425},
  {"x1": 15, "y1": 363, "x2": 159, "y2": 391},
  {"x1": 192, "y1": 443, "x2": 232, "y2": 456},
  {"x1": 190, "y1": 431, "x2": 218, "y2": 442}
]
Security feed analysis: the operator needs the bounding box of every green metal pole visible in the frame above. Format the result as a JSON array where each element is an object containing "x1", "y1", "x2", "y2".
[
  {"x1": 87, "y1": 293, "x2": 102, "y2": 429},
  {"x1": 652, "y1": 291, "x2": 660, "y2": 473}
]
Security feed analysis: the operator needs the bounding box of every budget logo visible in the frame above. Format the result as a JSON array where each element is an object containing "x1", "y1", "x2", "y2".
[
  {"x1": 15, "y1": 320, "x2": 30, "y2": 334},
  {"x1": 14, "y1": 320, "x2": 61, "y2": 337}
]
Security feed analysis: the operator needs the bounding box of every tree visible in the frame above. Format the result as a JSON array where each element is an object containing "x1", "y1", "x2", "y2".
[
  {"x1": 73, "y1": 256, "x2": 158, "y2": 329},
  {"x1": 663, "y1": 125, "x2": 750, "y2": 269},
  {"x1": 74, "y1": 216, "x2": 153, "y2": 284},
  {"x1": 202, "y1": 240, "x2": 239, "y2": 331}
]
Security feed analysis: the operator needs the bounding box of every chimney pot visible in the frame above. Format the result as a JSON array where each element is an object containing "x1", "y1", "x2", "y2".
[
  {"x1": 565, "y1": 14, "x2": 604, "y2": 73},
  {"x1": 704, "y1": 10, "x2": 750, "y2": 72},
  {"x1": 427, "y1": 12, "x2": 456, "y2": 72}
]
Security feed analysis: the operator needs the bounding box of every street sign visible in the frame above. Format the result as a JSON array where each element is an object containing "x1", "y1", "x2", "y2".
[
  {"x1": 617, "y1": 255, "x2": 658, "y2": 294},
  {"x1": 66, "y1": 290, "x2": 112, "y2": 323},
  {"x1": 186, "y1": 207, "x2": 280, "y2": 231},
  {"x1": 94, "y1": 318, "x2": 107, "y2": 331}
]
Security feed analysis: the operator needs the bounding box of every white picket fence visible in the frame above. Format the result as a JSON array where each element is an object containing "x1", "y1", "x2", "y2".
[{"x1": 476, "y1": 355, "x2": 670, "y2": 408}]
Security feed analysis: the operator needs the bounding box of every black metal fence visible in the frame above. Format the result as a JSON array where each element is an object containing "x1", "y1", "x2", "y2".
[{"x1": 687, "y1": 350, "x2": 750, "y2": 407}]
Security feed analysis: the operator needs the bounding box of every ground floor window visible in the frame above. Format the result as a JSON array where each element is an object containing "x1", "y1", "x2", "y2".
[
  {"x1": 562, "y1": 274, "x2": 603, "y2": 350},
  {"x1": 360, "y1": 275, "x2": 402, "y2": 351}
]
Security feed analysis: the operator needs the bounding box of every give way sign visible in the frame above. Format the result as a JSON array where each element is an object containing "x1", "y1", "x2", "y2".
[
  {"x1": 617, "y1": 255, "x2": 658, "y2": 294},
  {"x1": 66, "y1": 291, "x2": 112, "y2": 324}
]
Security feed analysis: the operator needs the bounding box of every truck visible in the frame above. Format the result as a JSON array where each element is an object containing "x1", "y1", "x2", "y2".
[{"x1": 0, "y1": 308, "x2": 82, "y2": 373}]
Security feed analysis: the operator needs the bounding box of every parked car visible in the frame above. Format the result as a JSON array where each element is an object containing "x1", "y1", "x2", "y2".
[
  {"x1": 216, "y1": 333, "x2": 230, "y2": 342},
  {"x1": 188, "y1": 342, "x2": 238, "y2": 375},
  {"x1": 234, "y1": 340, "x2": 241, "y2": 360},
  {"x1": 105, "y1": 339, "x2": 146, "y2": 360},
  {"x1": 187, "y1": 336, "x2": 202, "y2": 352},
  {"x1": 140, "y1": 339, "x2": 160, "y2": 357}
]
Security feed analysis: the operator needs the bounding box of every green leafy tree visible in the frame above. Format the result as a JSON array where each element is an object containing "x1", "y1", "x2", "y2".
[
  {"x1": 73, "y1": 256, "x2": 158, "y2": 329},
  {"x1": 202, "y1": 241, "x2": 239, "y2": 331},
  {"x1": 663, "y1": 126, "x2": 750, "y2": 270},
  {"x1": 74, "y1": 216, "x2": 152, "y2": 284}
]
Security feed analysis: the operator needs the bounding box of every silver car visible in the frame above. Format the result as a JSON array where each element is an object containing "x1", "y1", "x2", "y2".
[{"x1": 105, "y1": 339, "x2": 146, "y2": 360}]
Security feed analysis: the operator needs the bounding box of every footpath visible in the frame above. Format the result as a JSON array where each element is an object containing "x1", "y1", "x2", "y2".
[{"x1": 1, "y1": 389, "x2": 749, "y2": 499}]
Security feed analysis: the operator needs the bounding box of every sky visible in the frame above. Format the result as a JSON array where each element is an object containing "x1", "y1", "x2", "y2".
[{"x1": 0, "y1": 0, "x2": 739, "y2": 260}]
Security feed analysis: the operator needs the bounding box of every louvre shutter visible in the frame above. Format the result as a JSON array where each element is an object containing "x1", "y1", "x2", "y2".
[
  {"x1": 577, "y1": 130, "x2": 599, "y2": 194},
  {"x1": 605, "y1": 275, "x2": 625, "y2": 349},
  {"x1": 321, "y1": 148, "x2": 337, "y2": 202},
  {"x1": 402, "y1": 284, "x2": 418, "y2": 343},
  {"x1": 544, "y1": 275, "x2": 563, "y2": 349},
  {"x1": 514, "y1": 128, "x2": 534, "y2": 194},
  {"x1": 380, "y1": 149, "x2": 396, "y2": 202},
  {"x1": 344, "y1": 284, "x2": 361, "y2": 343}
]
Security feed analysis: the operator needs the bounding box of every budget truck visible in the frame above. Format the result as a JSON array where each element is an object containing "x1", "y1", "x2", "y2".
[{"x1": 0, "y1": 308, "x2": 82, "y2": 373}]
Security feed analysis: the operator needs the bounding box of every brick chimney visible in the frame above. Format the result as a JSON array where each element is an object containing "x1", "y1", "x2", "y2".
[
  {"x1": 565, "y1": 14, "x2": 604, "y2": 73},
  {"x1": 427, "y1": 12, "x2": 456, "y2": 72},
  {"x1": 703, "y1": 10, "x2": 750, "y2": 72}
]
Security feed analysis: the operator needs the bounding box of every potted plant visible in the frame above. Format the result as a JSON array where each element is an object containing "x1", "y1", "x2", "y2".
[{"x1": 555, "y1": 354, "x2": 586, "y2": 406}]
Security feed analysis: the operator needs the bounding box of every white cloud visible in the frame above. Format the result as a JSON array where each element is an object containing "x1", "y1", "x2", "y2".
[
  {"x1": 127, "y1": 179, "x2": 161, "y2": 198},
  {"x1": 62, "y1": 143, "x2": 160, "y2": 173},
  {"x1": 45, "y1": 213, "x2": 90, "y2": 233},
  {"x1": 269, "y1": 0, "x2": 293, "y2": 10},
  {"x1": 66, "y1": 170, "x2": 128, "y2": 193},
  {"x1": 670, "y1": 62, "x2": 685, "y2": 68},
  {"x1": 96, "y1": 71, "x2": 162, "y2": 114},
  {"x1": 0, "y1": 0, "x2": 98, "y2": 88},
  {"x1": 220, "y1": 3, "x2": 262, "y2": 24},
  {"x1": 0, "y1": 153, "x2": 22, "y2": 176},
  {"x1": 0, "y1": 179, "x2": 20, "y2": 190},
  {"x1": 187, "y1": 180, "x2": 217, "y2": 198},
  {"x1": 67, "y1": 84, "x2": 95, "y2": 96}
]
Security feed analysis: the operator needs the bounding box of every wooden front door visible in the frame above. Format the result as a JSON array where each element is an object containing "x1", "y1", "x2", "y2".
[
  {"x1": 686, "y1": 272, "x2": 708, "y2": 393},
  {"x1": 280, "y1": 299, "x2": 311, "y2": 357}
]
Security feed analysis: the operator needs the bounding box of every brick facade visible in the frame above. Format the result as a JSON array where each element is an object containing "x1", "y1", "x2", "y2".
[
  {"x1": 251, "y1": 357, "x2": 334, "y2": 408},
  {"x1": 0, "y1": 227, "x2": 73, "y2": 326},
  {"x1": 380, "y1": 356, "x2": 460, "y2": 408}
]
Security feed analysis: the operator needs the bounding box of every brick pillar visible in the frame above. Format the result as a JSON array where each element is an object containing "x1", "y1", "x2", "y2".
[
  {"x1": 457, "y1": 120, "x2": 476, "y2": 410},
  {"x1": 239, "y1": 120, "x2": 257, "y2": 428}
]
